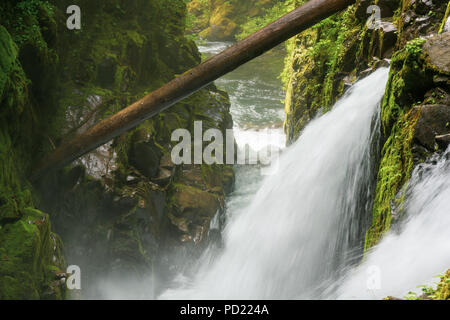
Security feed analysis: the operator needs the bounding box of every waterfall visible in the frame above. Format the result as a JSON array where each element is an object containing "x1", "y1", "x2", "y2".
[
  {"x1": 335, "y1": 146, "x2": 450, "y2": 299},
  {"x1": 160, "y1": 68, "x2": 390, "y2": 299}
]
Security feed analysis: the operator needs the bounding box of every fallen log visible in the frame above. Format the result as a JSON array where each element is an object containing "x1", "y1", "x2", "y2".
[{"x1": 31, "y1": 0, "x2": 356, "y2": 180}]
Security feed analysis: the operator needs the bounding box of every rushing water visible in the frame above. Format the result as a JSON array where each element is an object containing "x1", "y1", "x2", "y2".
[
  {"x1": 199, "y1": 41, "x2": 287, "y2": 221},
  {"x1": 335, "y1": 147, "x2": 450, "y2": 299},
  {"x1": 161, "y1": 68, "x2": 390, "y2": 299},
  {"x1": 95, "y1": 41, "x2": 449, "y2": 300},
  {"x1": 198, "y1": 41, "x2": 286, "y2": 130},
  {"x1": 85, "y1": 41, "x2": 288, "y2": 300}
]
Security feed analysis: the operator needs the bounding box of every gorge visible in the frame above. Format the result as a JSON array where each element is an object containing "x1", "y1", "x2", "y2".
[{"x1": 0, "y1": 0, "x2": 450, "y2": 300}]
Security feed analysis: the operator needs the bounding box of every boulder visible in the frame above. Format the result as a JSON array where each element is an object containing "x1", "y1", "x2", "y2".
[
  {"x1": 169, "y1": 184, "x2": 221, "y2": 244},
  {"x1": 424, "y1": 32, "x2": 450, "y2": 75},
  {"x1": 129, "y1": 141, "x2": 162, "y2": 179},
  {"x1": 413, "y1": 104, "x2": 450, "y2": 150},
  {"x1": 0, "y1": 209, "x2": 66, "y2": 299}
]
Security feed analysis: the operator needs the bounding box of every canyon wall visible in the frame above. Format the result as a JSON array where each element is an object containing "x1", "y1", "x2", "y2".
[{"x1": 0, "y1": 0, "x2": 234, "y2": 298}]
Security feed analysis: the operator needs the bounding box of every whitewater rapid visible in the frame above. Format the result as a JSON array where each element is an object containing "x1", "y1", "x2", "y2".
[
  {"x1": 161, "y1": 68, "x2": 390, "y2": 299},
  {"x1": 335, "y1": 147, "x2": 450, "y2": 299}
]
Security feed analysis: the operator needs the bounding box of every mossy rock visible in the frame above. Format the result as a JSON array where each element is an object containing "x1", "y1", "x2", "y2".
[
  {"x1": 0, "y1": 208, "x2": 66, "y2": 300},
  {"x1": 365, "y1": 34, "x2": 449, "y2": 249},
  {"x1": 168, "y1": 183, "x2": 222, "y2": 244},
  {"x1": 0, "y1": 0, "x2": 235, "y2": 295}
]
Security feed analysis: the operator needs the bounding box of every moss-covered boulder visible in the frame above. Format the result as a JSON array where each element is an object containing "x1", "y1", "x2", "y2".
[
  {"x1": 200, "y1": 0, "x2": 238, "y2": 40},
  {"x1": 0, "y1": 208, "x2": 66, "y2": 300},
  {"x1": 168, "y1": 183, "x2": 222, "y2": 244}
]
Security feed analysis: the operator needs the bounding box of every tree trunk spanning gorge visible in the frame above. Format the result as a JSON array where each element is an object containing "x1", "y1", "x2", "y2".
[{"x1": 31, "y1": 0, "x2": 355, "y2": 180}]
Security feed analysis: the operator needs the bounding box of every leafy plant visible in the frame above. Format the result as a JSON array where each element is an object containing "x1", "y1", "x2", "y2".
[
  {"x1": 236, "y1": 0, "x2": 296, "y2": 40},
  {"x1": 405, "y1": 38, "x2": 426, "y2": 58}
]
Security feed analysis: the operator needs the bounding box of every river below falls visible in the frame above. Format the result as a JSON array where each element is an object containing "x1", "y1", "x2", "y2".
[{"x1": 198, "y1": 41, "x2": 287, "y2": 221}]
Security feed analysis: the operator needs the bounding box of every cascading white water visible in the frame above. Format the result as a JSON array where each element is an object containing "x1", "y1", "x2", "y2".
[
  {"x1": 335, "y1": 146, "x2": 450, "y2": 299},
  {"x1": 161, "y1": 68, "x2": 390, "y2": 299}
]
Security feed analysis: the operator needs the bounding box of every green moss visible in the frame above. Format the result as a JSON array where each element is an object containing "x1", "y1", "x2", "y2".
[
  {"x1": 284, "y1": 4, "x2": 366, "y2": 140},
  {"x1": 438, "y1": 1, "x2": 450, "y2": 34},
  {"x1": 379, "y1": 40, "x2": 432, "y2": 131},
  {"x1": 0, "y1": 3, "x2": 68, "y2": 299},
  {"x1": 0, "y1": 26, "x2": 18, "y2": 98},
  {"x1": 0, "y1": 26, "x2": 34, "y2": 224},
  {"x1": 405, "y1": 38, "x2": 426, "y2": 57},
  {"x1": 0, "y1": 208, "x2": 66, "y2": 300},
  {"x1": 364, "y1": 108, "x2": 419, "y2": 250},
  {"x1": 1, "y1": 0, "x2": 55, "y2": 55},
  {"x1": 1, "y1": 0, "x2": 235, "y2": 296},
  {"x1": 0, "y1": 26, "x2": 30, "y2": 118},
  {"x1": 364, "y1": 39, "x2": 437, "y2": 249}
]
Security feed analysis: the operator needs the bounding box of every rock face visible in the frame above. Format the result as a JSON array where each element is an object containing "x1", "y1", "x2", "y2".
[
  {"x1": 283, "y1": 0, "x2": 450, "y2": 250},
  {"x1": 0, "y1": 209, "x2": 66, "y2": 300},
  {"x1": 424, "y1": 32, "x2": 450, "y2": 74},
  {"x1": 0, "y1": 0, "x2": 234, "y2": 299},
  {"x1": 413, "y1": 104, "x2": 450, "y2": 150},
  {"x1": 1, "y1": 22, "x2": 66, "y2": 299}
]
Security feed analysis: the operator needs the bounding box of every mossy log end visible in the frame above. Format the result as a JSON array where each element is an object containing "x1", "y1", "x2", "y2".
[{"x1": 31, "y1": 0, "x2": 356, "y2": 180}]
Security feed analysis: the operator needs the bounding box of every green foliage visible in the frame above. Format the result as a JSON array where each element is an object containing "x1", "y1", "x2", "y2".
[
  {"x1": 0, "y1": 208, "x2": 66, "y2": 300},
  {"x1": 365, "y1": 37, "x2": 438, "y2": 249},
  {"x1": 283, "y1": 4, "x2": 363, "y2": 140},
  {"x1": 0, "y1": 18, "x2": 65, "y2": 299},
  {"x1": 0, "y1": 0, "x2": 203, "y2": 298},
  {"x1": 404, "y1": 270, "x2": 450, "y2": 300},
  {"x1": 0, "y1": 1, "x2": 233, "y2": 299},
  {"x1": 405, "y1": 38, "x2": 426, "y2": 58},
  {"x1": 1, "y1": 0, "x2": 54, "y2": 53},
  {"x1": 236, "y1": 0, "x2": 296, "y2": 40},
  {"x1": 0, "y1": 26, "x2": 34, "y2": 225},
  {"x1": 185, "y1": 0, "x2": 211, "y2": 38}
]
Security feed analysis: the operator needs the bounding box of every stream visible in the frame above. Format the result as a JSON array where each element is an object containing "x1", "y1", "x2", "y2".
[{"x1": 198, "y1": 41, "x2": 287, "y2": 224}]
